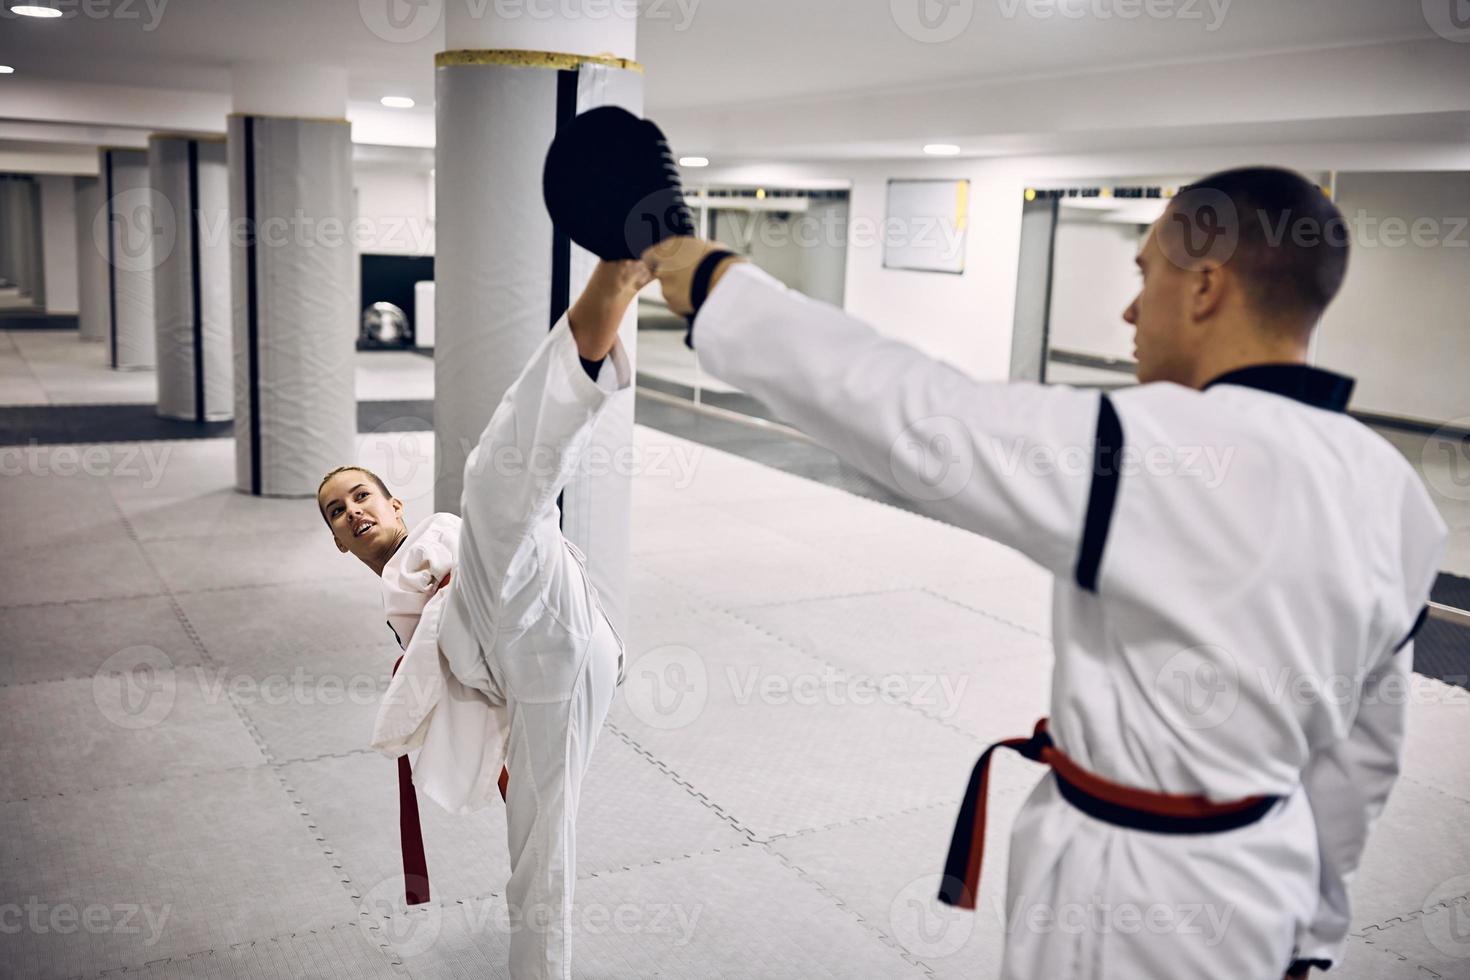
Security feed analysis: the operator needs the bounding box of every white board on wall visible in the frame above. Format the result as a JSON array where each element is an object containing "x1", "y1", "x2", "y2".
[{"x1": 883, "y1": 178, "x2": 969, "y2": 274}]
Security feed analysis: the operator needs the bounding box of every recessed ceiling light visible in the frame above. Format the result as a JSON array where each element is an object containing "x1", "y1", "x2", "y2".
[
  {"x1": 380, "y1": 96, "x2": 415, "y2": 109},
  {"x1": 923, "y1": 143, "x2": 961, "y2": 156},
  {"x1": 679, "y1": 156, "x2": 709, "y2": 168},
  {"x1": 11, "y1": 5, "x2": 64, "y2": 17},
  {"x1": 0, "y1": 66, "x2": 14, "y2": 74}
]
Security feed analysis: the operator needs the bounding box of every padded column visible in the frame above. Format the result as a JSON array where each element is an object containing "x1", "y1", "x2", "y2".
[
  {"x1": 99, "y1": 148, "x2": 158, "y2": 370},
  {"x1": 150, "y1": 135, "x2": 233, "y2": 422},
  {"x1": 74, "y1": 176, "x2": 110, "y2": 342},
  {"x1": 227, "y1": 114, "x2": 355, "y2": 496}
]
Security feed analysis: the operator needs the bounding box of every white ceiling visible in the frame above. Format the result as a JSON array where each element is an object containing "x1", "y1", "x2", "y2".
[{"x1": 0, "y1": 0, "x2": 1466, "y2": 168}]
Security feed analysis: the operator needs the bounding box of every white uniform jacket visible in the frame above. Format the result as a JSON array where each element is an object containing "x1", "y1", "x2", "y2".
[
  {"x1": 693, "y1": 263, "x2": 1448, "y2": 977},
  {"x1": 373, "y1": 512, "x2": 511, "y2": 815}
]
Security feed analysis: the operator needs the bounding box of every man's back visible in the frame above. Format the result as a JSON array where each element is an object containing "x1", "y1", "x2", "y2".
[{"x1": 1048, "y1": 370, "x2": 1446, "y2": 799}]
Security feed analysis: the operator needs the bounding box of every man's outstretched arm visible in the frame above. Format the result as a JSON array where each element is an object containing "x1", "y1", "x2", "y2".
[{"x1": 644, "y1": 240, "x2": 1103, "y2": 579}]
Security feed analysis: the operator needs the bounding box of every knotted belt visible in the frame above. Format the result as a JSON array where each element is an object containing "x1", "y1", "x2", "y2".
[
  {"x1": 391, "y1": 571, "x2": 510, "y2": 906},
  {"x1": 938, "y1": 717, "x2": 1281, "y2": 910}
]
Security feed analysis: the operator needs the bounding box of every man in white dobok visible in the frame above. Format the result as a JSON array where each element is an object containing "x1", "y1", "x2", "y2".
[
  {"x1": 643, "y1": 167, "x2": 1446, "y2": 980},
  {"x1": 318, "y1": 259, "x2": 647, "y2": 980}
]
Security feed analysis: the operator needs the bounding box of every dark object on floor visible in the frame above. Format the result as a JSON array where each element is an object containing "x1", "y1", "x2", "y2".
[{"x1": 0, "y1": 312, "x2": 80, "y2": 331}]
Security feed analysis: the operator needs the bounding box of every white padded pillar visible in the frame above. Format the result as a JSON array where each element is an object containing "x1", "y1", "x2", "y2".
[
  {"x1": 98, "y1": 148, "x2": 158, "y2": 370},
  {"x1": 74, "y1": 176, "x2": 110, "y2": 343},
  {"x1": 150, "y1": 135, "x2": 233, "y2": 422},
  {"x1": 38, "y1": 174, "x2": 79, "y2": 316},
  {"x1": 435, "y1": 8, "x2": 641, "y2": 633},
  {"x1": 227, "y1": 112, "x2": 355, "y2": 496}
]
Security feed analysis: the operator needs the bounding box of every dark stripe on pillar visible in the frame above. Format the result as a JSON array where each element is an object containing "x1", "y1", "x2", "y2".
[
  {"x1": 243, "y1": 118, "x2": 262, "y2": 496},
  {"x1": 104, "y1": 152, "x2": 118, "y2": 370},
  {"x1": 187, "y1": 140, "x2": 205, "y2": 424},
  {"x1": 1074, "y1": 394, "x2": 1122, "y2": 592},
  {"x1": 551, "y1": 67, "x2": 579, "y2": 526},
  {"x1": 549, "y1": 68, "x2": 578, "y2": 330}
]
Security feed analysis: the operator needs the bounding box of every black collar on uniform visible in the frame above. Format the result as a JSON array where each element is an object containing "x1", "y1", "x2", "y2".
[{"x1": 1202, "y1": 363, "x2": 1355, "y2": 413}]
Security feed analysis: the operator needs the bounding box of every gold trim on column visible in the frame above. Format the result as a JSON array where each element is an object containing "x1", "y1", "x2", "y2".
[
  {"x1": 147, "y1": 132, "x2": 228, "y2": 144},
  {"x1": 225, "y1": 112, "x2": 351, "y2": 125},
  {"x1": 435, "y1": 49, "x2": 643, "y2": 73}
]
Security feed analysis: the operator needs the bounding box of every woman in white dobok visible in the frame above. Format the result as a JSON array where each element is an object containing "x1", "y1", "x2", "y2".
[{"x1": 317, "y1": 259, "x2": 648, "y2": 980}]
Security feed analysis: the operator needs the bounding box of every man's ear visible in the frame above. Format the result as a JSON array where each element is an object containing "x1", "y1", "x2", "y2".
[{"x1": 1190, "y1": 263, "x2": 1227, "y2": 322}]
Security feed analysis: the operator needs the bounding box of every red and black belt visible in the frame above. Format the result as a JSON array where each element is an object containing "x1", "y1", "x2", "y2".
[
  {"x1": 390, "y1": 570, "x2": 510, "y2": 906},
  {"x1": 938, "y1": 717, "x2": 1281, "y2": 910}
]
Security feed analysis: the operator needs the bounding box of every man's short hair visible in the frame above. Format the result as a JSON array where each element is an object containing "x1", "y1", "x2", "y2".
[
  {"x1": 1166, "y1": 166, "x2": 1350, "y2": 325},
  {"x1": 316, "y1": 465, "x2": 392, "y2": 526}
]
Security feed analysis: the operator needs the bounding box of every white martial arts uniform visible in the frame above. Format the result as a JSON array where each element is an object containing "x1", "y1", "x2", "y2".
[
  {"x1": 378, "y1": 316, "x2": 629, "y2": 980},
  {"x1": 692, "y1": 263, "x2": 1447, "y2": 979}
]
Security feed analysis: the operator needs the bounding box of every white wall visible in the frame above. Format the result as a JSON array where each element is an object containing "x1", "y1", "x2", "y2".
[
  {"x1": 710, "y1": 201, "x2": 849, "y2": 307},
  {"x1": 1317, "y1": 171, "x2": 1470, "y2": 426},
  {"x1": 352, "y1": 166, "x2": 435, "y2": 256},
  {"x1": 38, "y1": 174, "x2": 79, "y2": 315},
  {"x1": 699, "y1": 142, "x2": 1470, "y2": 418},
  {"x1": 1046, "y1": 216, "x2": 1145, "y2": 362}
]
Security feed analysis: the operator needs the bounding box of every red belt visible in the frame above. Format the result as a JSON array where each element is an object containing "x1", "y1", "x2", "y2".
[
  {"x1": 938, "y1": 717, "x2": 1280, "y2": 910},
  {"x1": 390, "y1": 571, "x2": 511, "y2": 907}
]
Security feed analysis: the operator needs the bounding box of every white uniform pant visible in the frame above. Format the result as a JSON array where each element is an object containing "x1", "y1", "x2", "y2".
[
  {"x1": 497, "y1": 633, "x2": 620, "y2": 980},
  {"x1": 1000, "y1": 775, "x2": 1320, "y2": 980}
]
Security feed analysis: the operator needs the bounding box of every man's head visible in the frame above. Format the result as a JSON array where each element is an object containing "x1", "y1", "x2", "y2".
[
  {"x1": 1123, "y1": 166, "x2": 1350, "y2": 386},
  {"x1": 316, "y1": 465, "x2": 408, "y2": 575}
]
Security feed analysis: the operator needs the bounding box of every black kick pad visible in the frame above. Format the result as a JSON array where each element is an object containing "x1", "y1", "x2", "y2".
[{"x1": 542, "y1": 106, "x2": 696, "y2": 261}]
